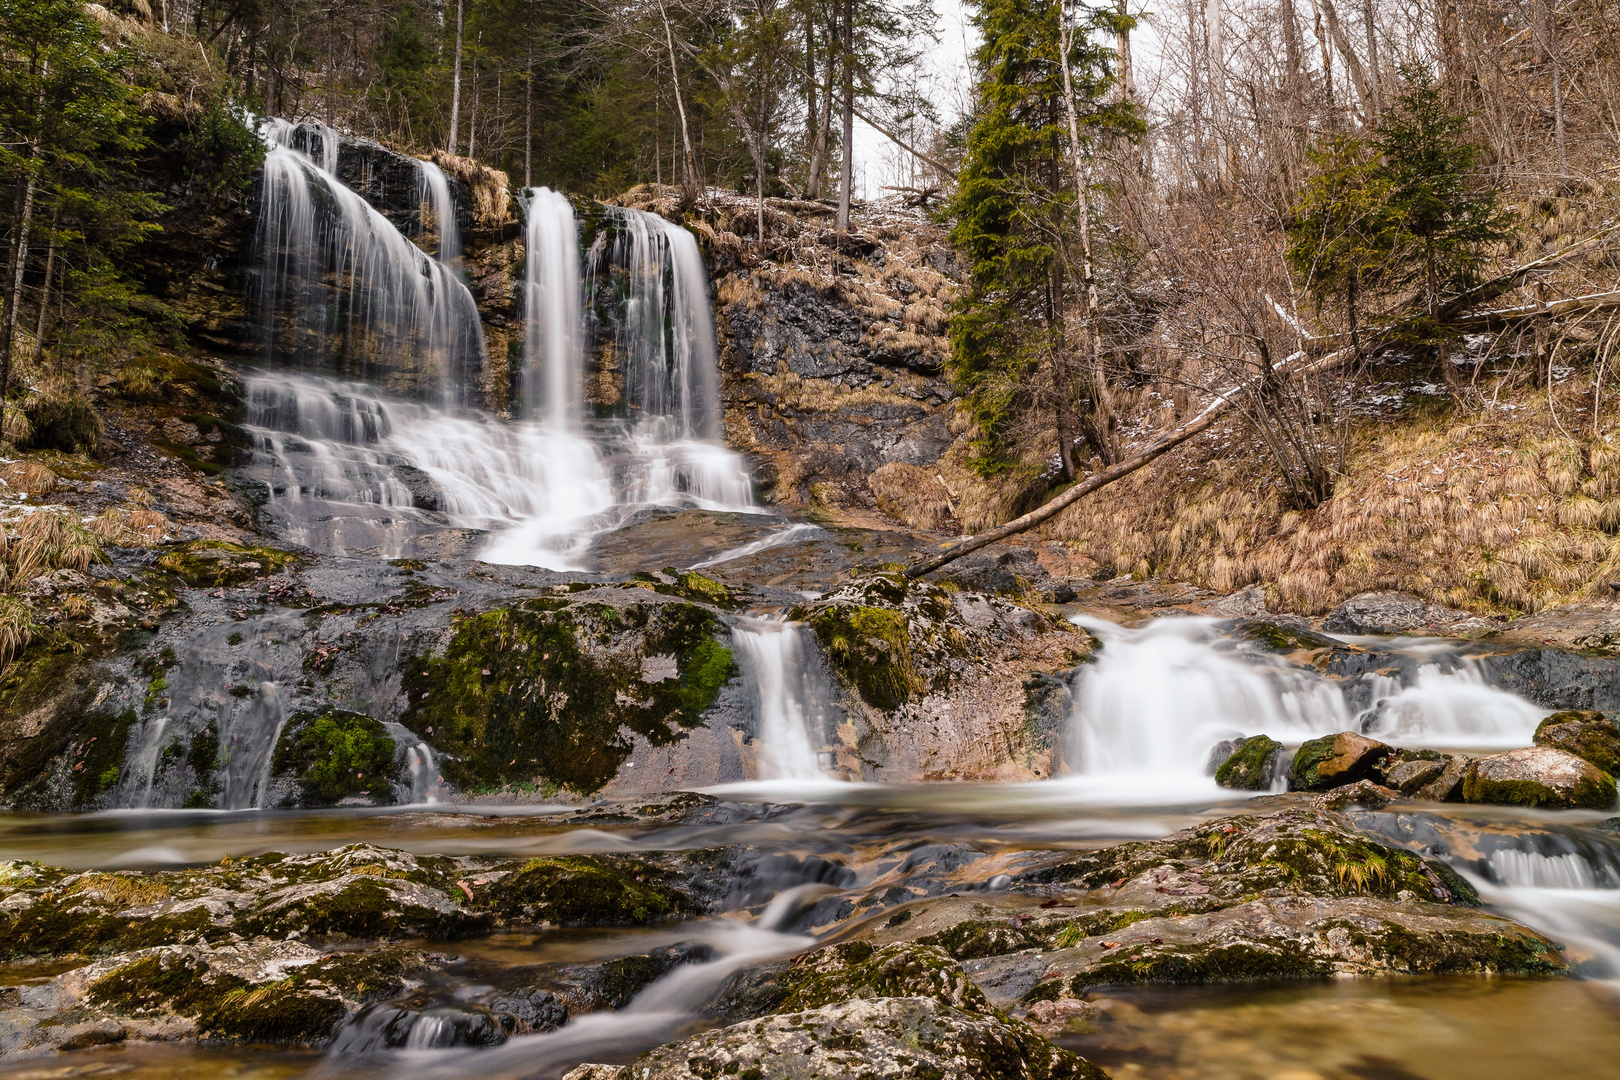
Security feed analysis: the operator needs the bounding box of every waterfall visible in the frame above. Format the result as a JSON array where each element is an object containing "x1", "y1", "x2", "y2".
[
  {"x1": 1067, "y1": 617, "x2": 1545, "y2": 780},
  {"x1": 734, "y1": 618, "x2": 835, "y2": 780},
  {"x1": 521, "y1": 188, "x2": 584, "y2": 427},
  {"x1": 417, "y1": 160, "x2": 461, "y2": 264},
  {"x1": 608, "y1": 207, "x2": 723, "y2": 440},
  {"x1": 254, "y1": 120, "x2": 485, "y2": 404}
]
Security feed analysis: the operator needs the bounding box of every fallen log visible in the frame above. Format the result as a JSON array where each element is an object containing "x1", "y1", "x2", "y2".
[{"x1": 906, "y1": 347, "x2": 1353, "y2": 578}]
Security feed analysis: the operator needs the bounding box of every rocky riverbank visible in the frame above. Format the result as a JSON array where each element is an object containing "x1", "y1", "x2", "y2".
[{"x1": 0, "y1": 790, "x2": 1576, "y2": 1066}]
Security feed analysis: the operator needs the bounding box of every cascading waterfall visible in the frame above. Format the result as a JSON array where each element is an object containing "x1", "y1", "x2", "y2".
[
  {"x1": 521, "y1": 187, "x2": 584, "y2": 427},
  {"x1": 609, "y1": 207, "x2": 723, "y2": 440},
  {"x1": 1066, "y1": 617, "x2": 1546, "y2": 784},
  {"x1": 254, "y1": 119, "x2": 485, "y2": 404},
  {"x1": 245, "y1": 155, "x2": 761, "y2": 568},
  {"x1": 733, "y1": 618, "x2": 837, "y2": 780},
  {"x1": 417, "y1": 159, "x2": 461, "y2": 264}
]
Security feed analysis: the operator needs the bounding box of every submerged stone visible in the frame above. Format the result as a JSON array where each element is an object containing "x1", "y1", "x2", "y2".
[{"x1": 1462, "y1": 747, "x2": 1617, "y2": 810}]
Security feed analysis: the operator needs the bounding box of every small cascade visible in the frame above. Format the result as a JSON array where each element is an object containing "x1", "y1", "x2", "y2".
[
  {"x1": 733, "y1": 617, "x2": 837, "y2": 780},
  {"x1": 416, "y1": 160, "x2": 461, "y2": 264},
  {"x1": 521, "y1": 187, "x2": 584, "y2": 427},
  {"x1": 254, "y1": 119, "x2": 485, "y2": 404},
  {"x1": 1490, "y1": 849, "x2": 1601, "y2": 890},
  {"x1": 607, "y1": 207, "x2": 723, "y2": 440},
  {"x1": 384, "y1": 720, "x2": 442, "y2": 804},
  {"x1": 1067, "y1": 617, "x2": 1546, "y2": 781}
]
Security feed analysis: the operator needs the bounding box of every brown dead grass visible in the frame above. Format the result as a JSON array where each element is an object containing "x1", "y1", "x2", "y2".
[
  {"x1": 870, "y1": 463, "x2": 957, "y2": 533},
  {"x1": 1042, "y1": 374, "x2": 1620, "y2": 616}
]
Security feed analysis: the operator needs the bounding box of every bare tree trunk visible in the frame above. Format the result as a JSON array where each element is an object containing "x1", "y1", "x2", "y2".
[
  {"x1": 468, "y1": 34, "x2": 481, "y2": 160},
  {"x1": 1280, "y1": 0, "x2": 1305, "y2": 98},
  {"x1": 0, "y1": 70, "x2": 45, "y2": 443},
  {"x1": 325, "y1": 6, "x2": 335, "y2": 127},
  {"x1": 1546, "y1": 0, "x2": 1568, "y2": 180},
  {"x1": 1059, "y1": 8, "x2": 1120, "y2": 464},
  {"x1": 524, "y1": 8, "x2": 534, "y2": 187},
  {"x1": 33, "y1": 219, "x2": 54, "y2": 361},
  {"x1": 658, "y1": 0, "x2": 700, "y2": 205},
  {"x1": 1115, "y1": 0, "x2": 1134, "y2": 104},
  {"x1": 1204, "y1": 0, "x2": 1228, "y2": 184},
  {"x1": 1317, "y1": 0, "x2": 1374, "y2": 120},
  {"x1": 837, "y1": 0, "x2": 854, "y2": 234},
  {"x1": 1309, "y1": 0, "x2": 1334, "y2": 112},
  {"x1": 1360, "y1": 0, "x2": 1380, "y2": 113},
  {"x1": 803, "y1": 0, "x2": 825, "y2": 197},
  {"x1": 448, "y1": 0, "x2": 465, "y2": 153}
]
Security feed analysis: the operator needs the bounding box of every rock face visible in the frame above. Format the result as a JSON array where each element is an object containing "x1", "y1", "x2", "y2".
[
  {"x1": 790, "y1": 573, "x2": 1090, "y2": 782},
  {"x1": 1289, "y1": 732, "x2": 1393, "y2": 792},
  {"x1": 1462, "y1": 747, "x2": 1618, "y2": 810},
  {"x1": 569, "y1": 943, "x2": 1107, "y2": 1080},
  {"x1": 1533, "y1": 710, "x2": 1620, "y2": 774},
  {"x1": 1322, "y1": 592, "x2": 1471, "y2": 635},
  {"x1": 1213, "y1": 735, "x2": 1282, "y2": 790}
]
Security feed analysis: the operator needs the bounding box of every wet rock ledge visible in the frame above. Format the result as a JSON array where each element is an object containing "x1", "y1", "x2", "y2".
[{"x1": 0, "y1": 795, "x2": 1566, "y2": 1068}]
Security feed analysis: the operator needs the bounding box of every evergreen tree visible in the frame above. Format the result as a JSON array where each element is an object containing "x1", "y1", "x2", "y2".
[
  {"x1": 1286, "y1": 133, "x2": 1395, "y2": 360},
  {"x1": 946, "y1": 0, "x2": 1132, "y2": 479},
  {"x1": 1376, "y1": 68, "x2": 1514, "y2": 375}
]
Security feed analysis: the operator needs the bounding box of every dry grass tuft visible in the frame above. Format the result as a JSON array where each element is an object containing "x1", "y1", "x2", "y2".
[
  {"x1": 0, "y1": 461, "x2": 57, "y2": 496},
  {"x1": 869, "y1": 463, "x2": 957, "y2": 533}
]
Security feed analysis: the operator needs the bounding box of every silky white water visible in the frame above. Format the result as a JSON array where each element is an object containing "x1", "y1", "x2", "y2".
[
  {"x1": 254, "y1": 120, "x2": 485, "y2": 404},
  {"x1": 1066, "y1": 616, "x2": 1546, "y2": 785},
  {"x1": 416, "y1": 159, "x2": 460, "y2": 264},
  {"x1": 734, "y1": 618, "x2": 836, "y2": 781}
]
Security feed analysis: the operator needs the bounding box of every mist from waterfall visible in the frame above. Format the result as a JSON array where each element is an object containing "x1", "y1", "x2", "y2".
[{"x1": 253, "y1": 120, "x2": 485, "y2": 404}]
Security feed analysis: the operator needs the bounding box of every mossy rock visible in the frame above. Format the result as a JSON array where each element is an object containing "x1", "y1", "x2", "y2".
[
  {"x1": 918, "y1": 919, "x2": 1048, "y2": 960},
  {"x1": 777, "y1": 941, "x2": 994, "y2": 1014},
  {"x1": 1533, "y1": 711, "x2": 1620, "y2": 775},
  {"x1": 1462, "y1": 747, "x2": 1617, "y2": 810},
  {"x1": 271, "y1": 710, "x2": 401, "y2": 807},
  {"x1": 804, "y1": 604, "x2": 921, "y2": 709},
  {"x1": 156, "y1": 541, "x2": 302, "y2": 587},
  {"x1": 1068, "y1": 938, "x2": 1333, "y2": 990},
  {"x1": 477, "y1": 855, "x2": 690, "y2": 926},
  {"x1": 401, "y1": 601, "x2": 736, "y2": 794},
  {"x1": 1288, "y1": 732, "x2": 1392, "y2": 792},
  {"x1": 1237, "y1": 621, "x2": 1341, "y2": 654},
  {"x1": 1215, "y1": 735, "x2": 1282, "y2": 790},
  {"x1": 88, "y1": 946, "x2": 426, "y2": 1044}
]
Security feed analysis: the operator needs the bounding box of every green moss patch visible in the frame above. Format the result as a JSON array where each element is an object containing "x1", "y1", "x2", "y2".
[
  {"x1": 156, "y1": 541, "x2": 302, "y2": 587},
  {"x1": 777, "y1": 942, "x2": 993, "y2": 1014},
  {"x1": 271, "y1": 710, "x2": 401, "y2": 807},
  {"x1": 1068, "y1": 939, "x2": 1333, "y2": 990},
  {"x1": 805, "y1": 605, "x2": 921, "y2": 709},
  {"x1": 1215, "y1": 735, "x2": 1282, "y2": 791},
  {"x1": 477, "y1": 855, "x2": 690, "y2": 926},
  {"x1": 401, "y1": 601, "x2": 736, "y2": 794}
]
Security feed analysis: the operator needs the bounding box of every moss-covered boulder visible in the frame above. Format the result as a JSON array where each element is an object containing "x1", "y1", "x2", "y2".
[
  {"x1": 1214, "y1": 735, "x2": 1282, "y2": 790},
  {"x1": 1289, "y1": 731, "x2": 1393, "y2": 792},
  {"x1": 804, "y1": 603, "x2": 922, "y2": 709},
  {"x1": 477, "y1": 855, "x2": 692, "y2": 926},
  {"x1": 1381, "y1": 752, "x2": 1449, "y2": 795},
  {"x1": 575, "y1": 942, "x2": 1109, "y2": 1080},
  {"x1": 270, "y1": 710, "x2": 402, "y2": 806},
  {"x1": 1462, "y1": 747, "x2": 1617, "y2": 810},
  {"x1": 1534, "y1": 711, "x2": 1620, "y2": 775},
  {"x1": 156, "y1": 540, "x2": 302, "y2": 587},
  {"x1": 401, "y1": 599, "x2": 737, "y2": 795}
]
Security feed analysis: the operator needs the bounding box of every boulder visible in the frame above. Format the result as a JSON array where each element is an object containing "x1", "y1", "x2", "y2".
[
  {"x1": 1462, "y1": 747, "x2": 1617, "y2": 810},
  {"x1": 1382, "y1": 756, "x2": 1447, "y2": 796},
  {"x1": 1415, "y1": 755, "x2": 1471, "y2": 802},
  {"x1": 1322, "y1": 592, "x2": 1470, "y2": 636},
  {"x1": 1533, "y1": 711, "x2": 1620, "y2": 775},
  {"x1": 1288, "y1": 732, "x2": 1393, "y2": 792},
  {"x1": 1214, "y1": 735, "x2": 1283, "y2": 790}
]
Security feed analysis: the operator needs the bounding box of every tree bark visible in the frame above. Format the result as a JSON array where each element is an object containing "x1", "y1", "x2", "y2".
[
  {"x1": 658, "y1": 0, "x2": 700, "y2": 205},
  {"x1": 33, "y1": 220, "x2": 55, "y2": 362},
  {"x1": 448, "y1": 0, "x2": 465, "y2": 154},
  {"x1": 803, "y1": 0, "x2": 824, "y2": 197},
  {"x1": 524, "y1": 6, "x2": 534, "y2": 187},
  {"x1": 1204, "y1": 0, "x2": 1228, "y2": 183},
  {"x1": 1317, "y1": 0, "x2": 1375, "y2": 120},
  {"x1": 1058, "y1": 5, "x2": 1120, "y2": 463},
  {"x1": 1, "y1": 70, "x2": 45, "y2": 444},
  {"x1": 468, "y1": 34, "x2": 481, "y2": 160},
  {"x1": 836, "y1": 0, "x2": 854, "y2": 234}
]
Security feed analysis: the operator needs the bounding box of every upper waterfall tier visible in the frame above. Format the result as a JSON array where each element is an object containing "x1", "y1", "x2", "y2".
[
  {"x1": 252, "y1": 119, "x2": 485, "y2": 403},
  {"x1": 521, "y1": 187, "x2": 584, "y2": 428}
]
